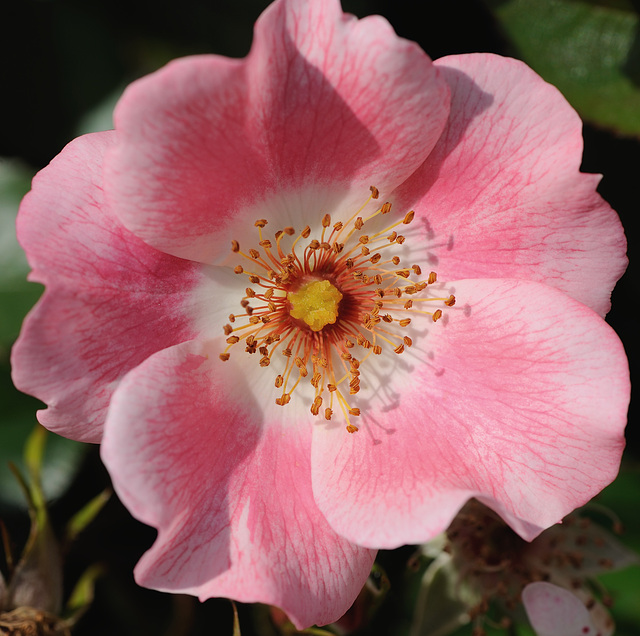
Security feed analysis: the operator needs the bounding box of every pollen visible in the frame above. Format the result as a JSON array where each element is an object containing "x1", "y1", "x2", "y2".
[
  {"x1": 220, "y1": 187, "x2": 455, "y2": 432},
  {"x1": 288, "y1": 280, "x2": 343, "y2": 331}
]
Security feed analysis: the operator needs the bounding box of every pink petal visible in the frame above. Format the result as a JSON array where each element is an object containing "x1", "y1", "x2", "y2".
[
  {"x1": 311, "y1": 279, "x2": 629, "y2": 547},
  {"x1": 105, "y1": 0, "x2": 449, "y2": 262},
  {"x1": 101, "y1": 339, "x2": 375, "y2": 629},
  {"x1": 523, "y1": 582, "x2": 599, "y2": 636},
  {"x1": 393, "y1": 54, "x2": 626, "y2": 317},
  {"x1": 11, "y1": 132, "x2": 204, "y2": 442}
]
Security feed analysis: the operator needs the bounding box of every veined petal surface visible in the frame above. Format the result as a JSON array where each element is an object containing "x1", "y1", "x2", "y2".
[
  {"x1": 393, "y1": 54, "x2": 627, "y2": 317},
  {"x1": 311, "y1": 279, "x2": 629, "y2": 547},
  {"x1": 105, "y1": 0, "x2": 450, "y2": 263},
  {"x1": 11, "y1": 133, "x2": 205, "y2": 442},
  {"x1": 102, "y1": 339, "x2": 375, "y2": 628}
]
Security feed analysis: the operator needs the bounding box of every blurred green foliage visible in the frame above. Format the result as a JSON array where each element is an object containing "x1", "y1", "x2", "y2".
[
  {"x1": 0, "y1": 161, "x2": 86, "y2": 510},
  {"x1": 485, "y1": 0, "x2": 640, "y2": 136}
]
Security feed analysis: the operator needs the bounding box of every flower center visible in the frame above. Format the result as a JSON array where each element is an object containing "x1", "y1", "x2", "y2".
[
  {"x1": 220, "y1": 186, "x2": 455, "y2": 433},
  {"x1": 288, "y1": 280, "x2": 343, "y2": 331}
]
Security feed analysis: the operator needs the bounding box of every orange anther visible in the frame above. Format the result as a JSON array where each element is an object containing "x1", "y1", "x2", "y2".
[{"x1": 403, "y1": 210, "x2": 415, "y2": 224}]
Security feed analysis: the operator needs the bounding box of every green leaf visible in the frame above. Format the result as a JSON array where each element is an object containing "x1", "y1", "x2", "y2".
[
  {"x1": 0, "y1": 159, "x2": 44, "y2": 508},
  {"x1": 409, "y1": 553, "x2": 473, "y2": 636},
  {"x1": 65, "y1": 488, "x2": 111, "y2": 545},
  {"x1": 0, "y1": 159, "x2": 41, "y2": 353},
  {"x1": 0, "y1": 419, "x2": 87, "y2": 510},
  {"x1": 64, "y1": 564, "x2": 104, "y2": 625},
  {"x1": 592, "y1": 464, "x2": 640, "y2": 634},
  {"x1": 484, "y1": 0, "x2": 640, "y2": 136},
  {"x1": 596, "y1": 463, "x2": 640, "y2": 553},
  {"x1": 0, "y1": 160, "x2": 86, "y2": 510},
  {"x1": 24, "y1": 424, "x2": 47, "y2": 494}
]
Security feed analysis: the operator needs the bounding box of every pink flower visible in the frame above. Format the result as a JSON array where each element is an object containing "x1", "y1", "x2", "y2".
[{"x1": 12, "y1": 0, "x2": 629, "y2": 628}]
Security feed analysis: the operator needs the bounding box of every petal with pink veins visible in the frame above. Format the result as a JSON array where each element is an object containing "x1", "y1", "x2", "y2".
[
  {"x1": 311, "y1": 279, "x2": 629, "y2": 547},
  {"x1": 393, "y1": 54, "x2": 627, "y2": 317},
  {"x1": 105, "y1": 0, "x2": 449, "y2": 263},
  {"x1": 101, "y1": 339, "x2": 375, "y2": 629},
  {"x1": 523, "y1": 582, "x2": 602, "y2": 636},
  {"x1": 11, "y1": 132, "x2": 206, "y2": 442}
]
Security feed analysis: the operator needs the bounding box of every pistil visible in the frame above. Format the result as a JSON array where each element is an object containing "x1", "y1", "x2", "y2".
[{"x1": 220, "y1": 187, "x2": 455, "y2": 432}]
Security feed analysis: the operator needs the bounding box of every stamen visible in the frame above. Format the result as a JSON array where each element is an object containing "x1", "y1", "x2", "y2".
[{"x1": 221, "y1": 187, "x2": 455, "y2": 431}]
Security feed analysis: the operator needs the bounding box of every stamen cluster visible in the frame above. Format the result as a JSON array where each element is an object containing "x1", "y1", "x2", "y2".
[{"x1": 220, "y1": 186, "x2": 455, "y2": 432}]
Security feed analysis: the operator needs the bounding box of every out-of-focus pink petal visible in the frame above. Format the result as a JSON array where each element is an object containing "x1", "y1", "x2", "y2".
[
  {"x1": 393, "y1": 54, "x2": 626, "y2": 317},
  {"x1": 101, "y1": 339, "x2": 375, "y2": 629},
  {"x1": 311, "y1": 279, "x2": 629, "y2": 547},
  {"x1": 11, "y1": 132, "x2": 204, "y2": 442},
  {"x1": 105, "y1": 0, "x2": 449, "y2": 262},
  {"x1": 533, "y1": 515, "x2": 640, "y2": 578},
  {"x1": 523, "y1": 582, "x2": 599, "y2": 636}
]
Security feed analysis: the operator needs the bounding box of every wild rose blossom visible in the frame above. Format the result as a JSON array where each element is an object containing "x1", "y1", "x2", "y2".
[{"x1": 12, "y1": 0, "x2": 629, "y2": 628}]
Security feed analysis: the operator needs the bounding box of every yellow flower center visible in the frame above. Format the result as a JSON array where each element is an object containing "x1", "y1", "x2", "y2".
[
  {"x1": 220, "y1": 186, "x2": 456, "y2": 433},
  {"x1": 288, "y1": 280, "x2": 343, "y2": 331}
]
